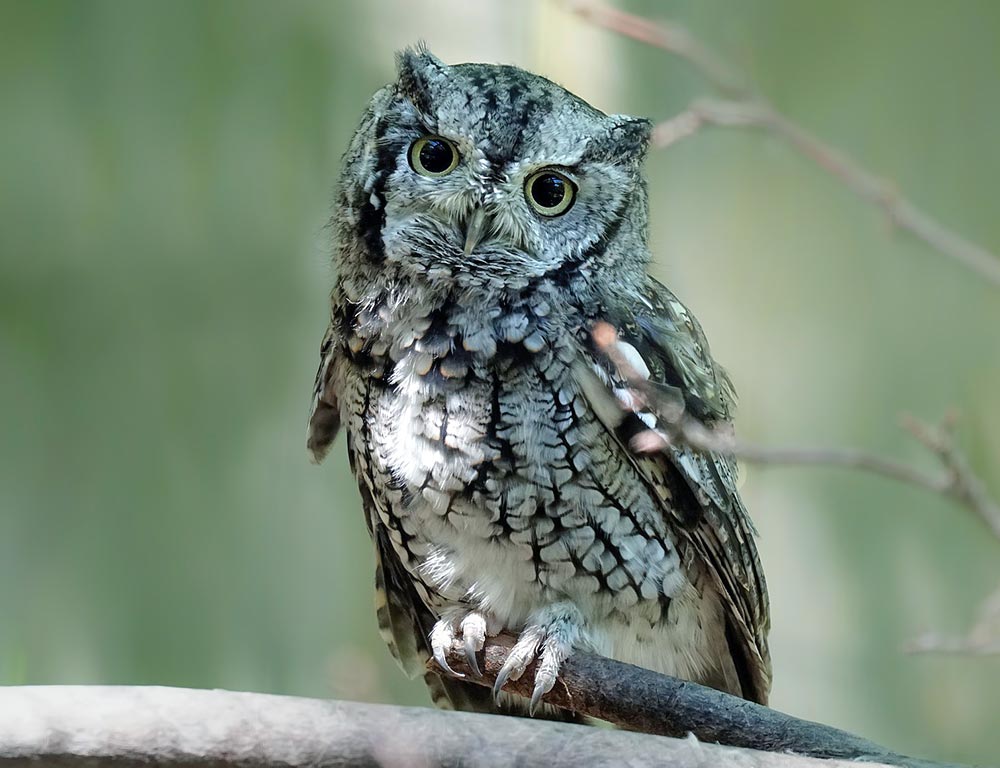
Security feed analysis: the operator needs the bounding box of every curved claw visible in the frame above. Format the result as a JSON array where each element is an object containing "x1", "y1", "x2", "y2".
[
  {"x1": 433, "y1": 645, "x2": 463, "y2": 679},
  {"x1": 464, "y1": 634, "x2": 482, "y2": 677},
  {"x1": 492, "y1": 663, "x2": 513, "y2": 704},
  {"x1": 529, "y1": 676, "x2": 554, "y2": 716}
]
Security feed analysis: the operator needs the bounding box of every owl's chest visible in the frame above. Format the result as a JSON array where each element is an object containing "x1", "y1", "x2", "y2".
[
  {"x1": 338, "y1": 291, "x2": 606, "y2": 539},
  {"x1": 340, "y1": 286, "x2": 581, "y2": 478},
  {"x1": 336, "y1": 292, "x2": 687, "y2": 628},
  {"x1": 350, "y1": 316, "x2": 594, "y2": 511},
  {"x1": 349, "y1": 346, "x2": 616, "y2": 619}
]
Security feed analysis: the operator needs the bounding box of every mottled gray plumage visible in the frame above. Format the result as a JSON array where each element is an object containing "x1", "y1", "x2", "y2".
[{"x1": 308, "y1": 47, "x2": 771, "y2": 716}]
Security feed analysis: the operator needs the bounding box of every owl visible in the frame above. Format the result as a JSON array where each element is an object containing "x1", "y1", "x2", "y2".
[{"x1": 308, "y1": 47, "x2": 770, "y2": 718}]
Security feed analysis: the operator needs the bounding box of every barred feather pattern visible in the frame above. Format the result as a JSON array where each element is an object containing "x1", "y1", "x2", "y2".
[{"x1": 308, "y1": 47, "x2": 771, "y2": 714}]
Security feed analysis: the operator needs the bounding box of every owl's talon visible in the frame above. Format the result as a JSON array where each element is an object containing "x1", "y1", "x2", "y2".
[
  {"x1": 430, "y1": 613, "x2": 464, "y2": 679},
  {"x1": 432, "y1": 609, "x2": 499, "y2": 679},
  {"x1": 529, "y1": 676, "x2": 553, "y2": 716},
  {"x1": 433, "y1": 645, "x2": 462, "y2": 678},
  {"x1": 492, "y1": 664, "x2": 513, "y2": 705},
  {"x1": 464, "y1": 633, "x2": 482, "y2": 677},
  {"x1": 494, "y1": 602, "x2": 583, "y2": 712},
  {"x1": 459, "y1": 612, "x2": 488, "y2": 678}
]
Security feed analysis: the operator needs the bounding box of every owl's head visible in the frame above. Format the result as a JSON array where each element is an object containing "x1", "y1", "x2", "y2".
[{"x1": 338, "y1": 47, "x2": 652, "y2": 293}]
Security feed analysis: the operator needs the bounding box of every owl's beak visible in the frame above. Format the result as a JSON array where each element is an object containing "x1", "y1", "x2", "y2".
[{"x1": 463, "y1": 207, "x2": 490, "y2": 255}]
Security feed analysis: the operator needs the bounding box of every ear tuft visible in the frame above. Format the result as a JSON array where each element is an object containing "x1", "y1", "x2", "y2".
[
  {"x1": 606, "y1": 115, "x2": 654, "y2": 161},
  {"x1": 395, "y1": 44, "x2": 447, "y2": 115}
]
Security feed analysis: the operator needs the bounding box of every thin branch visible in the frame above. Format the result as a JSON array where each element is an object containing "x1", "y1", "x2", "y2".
[
  {"x1": 564, "y1": 1, "x2": 1000, "y2": 288},
  {"x1": 431, "y1": 635, "x2": 961, "y2": 768},
  {"x1": 899, "y1": 414, "x2": 1000, "y2": 541},
  {"x1": 652, "y1": 100, "x2": 1000, "y2": 287},
  {"x1": 563, "y1": 0, "x2": 750, "y2": 95},
  {"x1": 593, "y1": 322, "x2": 1000, "y2": 544},
  {"x1": 727, "y1": 444, "x2": 952, "y2": 496},
  {"x1": 0, "y1": 685, "x2": 927, "y2": 768},
  {"x1": 715, "y1": 416, "x2": 1000, "y2": 544}
]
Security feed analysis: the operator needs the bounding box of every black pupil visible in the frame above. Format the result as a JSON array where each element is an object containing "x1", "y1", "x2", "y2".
[
  {"x1": 419, "y1": 139, "x2": 453, "y2": 173},
  {"x1": 531, "y1": 174, "x2": 566, "y2": 209}
]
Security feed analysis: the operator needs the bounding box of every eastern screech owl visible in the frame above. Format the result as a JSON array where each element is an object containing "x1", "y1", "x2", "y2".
[{"x1": 308, "y1": 47, "x2": 770, "y2": 717}]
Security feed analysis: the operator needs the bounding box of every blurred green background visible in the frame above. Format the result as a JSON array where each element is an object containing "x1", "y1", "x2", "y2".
[{"x1": 2, "y1": 0, "x2": 998, "y2": 763}]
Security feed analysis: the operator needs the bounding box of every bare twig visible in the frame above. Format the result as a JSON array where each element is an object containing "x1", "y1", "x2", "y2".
[
  {"x1": 563, "y1": 0, "x2": 749, "y2": 95},
  {"x1": 563, "y1": 1, "x2": 1000, "y2": 287},
  {"x1": 592, "y1": 322, "x2": 1000, "y2": 544},
  {"x1": 430, "y1": 635, "x2": 959, "y2": 768},
  {"x1": 898, "y1": 415, "x2": 1000, "y2": 541},
  {"x1": 716, "y1": 415, "x2": 1000, "y2": 544},
  {"x1": 0, "y1": 685, "x2": 934, "y2": 768}
]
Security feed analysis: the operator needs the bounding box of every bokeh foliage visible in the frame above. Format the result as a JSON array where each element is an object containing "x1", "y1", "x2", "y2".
[{"x1": 1, "y1": 1, "x2": 997, "y2": 763}]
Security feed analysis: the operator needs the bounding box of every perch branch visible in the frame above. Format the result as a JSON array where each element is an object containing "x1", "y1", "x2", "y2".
[
  {"x1": 431, "y1": 634, "x2": 961, "y2": 768},
  {"x1": 564, "y1": 1, "x2": 1000, "y2": 287},
  {"x1": 0, "y1": 685, "x2": 925, "y2": 768}
]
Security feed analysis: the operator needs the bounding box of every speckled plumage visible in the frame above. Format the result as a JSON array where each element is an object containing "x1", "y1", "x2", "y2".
[{"x1": 308, "y1": 47, "x2": 771, "y2": 716}]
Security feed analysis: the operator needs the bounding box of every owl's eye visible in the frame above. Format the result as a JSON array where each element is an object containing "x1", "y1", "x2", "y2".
[
  {"x1": 409, "y1": 136, "x2": 460, "y2": 177},
  {"x1": 525, "y1": 170, "x2": 576, "y2": 217}
]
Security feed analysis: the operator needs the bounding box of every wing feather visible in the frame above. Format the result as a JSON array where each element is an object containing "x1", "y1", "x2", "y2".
[
  {"x1": 579, "y1": 276, "x2": 771, "y2": 703},
  {"x1": 307, "y1": 322, "x2": 342, "y2": 462}
]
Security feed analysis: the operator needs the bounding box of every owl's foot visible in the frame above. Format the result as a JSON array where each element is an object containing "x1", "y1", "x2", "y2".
[
  {"x1": 494, "y1": 602, "x2": 584, "y2": 715},
  {"x1": 430, "y1": 608, "x2": 501, "y2": 679}
]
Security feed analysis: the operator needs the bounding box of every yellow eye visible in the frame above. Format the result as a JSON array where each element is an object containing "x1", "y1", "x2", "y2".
[
  {"x1": 525, "y1": 170, "x2": 576, "y2": 217},
  {"x1": 409, "y1": 135, "x2": 460, "y2": 177}
]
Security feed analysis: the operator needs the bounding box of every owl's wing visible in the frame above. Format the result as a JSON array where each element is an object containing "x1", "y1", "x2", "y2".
[
  {"x1": 577, "y1": 276, "x2": 772, "y2": 704},
  {"x1": 307, "y1": 321, "x2": 342, "y2": 462}
]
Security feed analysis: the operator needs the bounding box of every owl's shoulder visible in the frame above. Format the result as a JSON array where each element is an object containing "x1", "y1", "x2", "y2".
[{"x1": 592, "y1": 276, "x2": 735, "y2": 423}]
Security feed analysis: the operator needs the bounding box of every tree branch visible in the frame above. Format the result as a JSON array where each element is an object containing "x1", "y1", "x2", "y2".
[
  {"x1": 430, "y1": 634, "x2": 962, "y2": 768},
  {"x1": 712, "y1": 413, "x2": 1000, "y2": 544},
  {"x1": 0, "y1": 685, "x2": 933, "y2": 768},
  {"x1": 564, "y1": 0, "x2": 751, "y2": 96},
  {"x1": 563, "y1": 1, "x2": 1000, "y2": 288}
]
